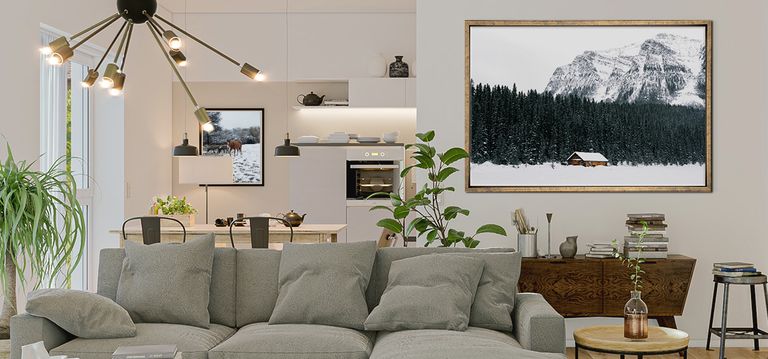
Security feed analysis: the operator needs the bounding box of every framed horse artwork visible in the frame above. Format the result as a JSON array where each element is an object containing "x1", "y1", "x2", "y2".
[{"x1": 200, "y1": 108, "x2": 265, "y2": 186}]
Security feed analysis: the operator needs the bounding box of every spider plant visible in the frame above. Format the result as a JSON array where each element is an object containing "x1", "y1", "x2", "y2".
[{"x1": 0, "y1": 144, "x2": 85, "y2": 338}]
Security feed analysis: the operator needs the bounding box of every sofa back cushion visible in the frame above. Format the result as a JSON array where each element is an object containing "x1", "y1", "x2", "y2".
[
  {"x1": 365, "y1": 247, "x2": 513, "y2": 311},
  {"x1": 235, "y1": 249, "x2": 282, "y2": 327},
  {"x1": 97, "y1": 246, "x2": 237, "y2": 328}
]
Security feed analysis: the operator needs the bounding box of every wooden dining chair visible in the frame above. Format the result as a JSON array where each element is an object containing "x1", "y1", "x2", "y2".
[
  {"x1": 229, "y1": 217, "x2": 294, "y2": 248},
  {"x1": 121, "y1": 216, "x2": 187, "y2": 245}
]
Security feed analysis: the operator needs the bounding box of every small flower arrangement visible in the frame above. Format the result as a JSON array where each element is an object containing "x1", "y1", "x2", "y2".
[{"x1": 151, "y1": 195, "x2": 197, "y2": 215}]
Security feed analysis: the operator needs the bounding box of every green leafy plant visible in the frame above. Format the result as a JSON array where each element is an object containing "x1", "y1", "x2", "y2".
[
  {"x1": 612, "y1": 221, "x2": 648, "y2": 291},
  {"x1": 371, "y1": 130, "x2": 506, "y2": 248},
  {"x1": 152, "y1": 195, "x2": 197, "y2": 215},
  {"x1": 0, "y1": 144, "x2": 85, "y2": 337}
]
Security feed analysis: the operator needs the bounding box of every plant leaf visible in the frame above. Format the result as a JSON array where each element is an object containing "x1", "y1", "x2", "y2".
[
  {"x1": 376, "y1": 218, "x2": 403, "y2": 234},
  {"x1": 436, "y1": 167, "x2": 459, "y2": 181},
  {"x1": 393, "y1": 206, "x2": 410, "y2": 219},
  {"x1": 475, "y1": 224, "x2": 507, "y2": 236},
  {"x1": 439, "y1": 148, "x2": 469, "y2": 165},
  {"x1": 416, "y1": 131, "x2": 435, "y2": 142}
]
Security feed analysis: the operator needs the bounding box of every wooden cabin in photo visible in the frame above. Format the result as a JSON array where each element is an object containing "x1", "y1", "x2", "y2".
[{"x1": 566, "y1": 152, "x2": 609, "y2": 167}]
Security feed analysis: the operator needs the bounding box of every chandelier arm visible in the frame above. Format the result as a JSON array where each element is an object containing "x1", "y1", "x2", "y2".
[
  {"x1": 70, "y1": 13, "x2": 122, "y2": 40},
  {"x1": 142, "y1": 12, "x2": 168, "y2": 34},
  {"x1": 120, "y1": 23, "x2": 134, "y2": 71},
  {"x1": 147, "y1": 23, "x2": 200, "y2": 108},
  {"x1": 71, "y1": 15, "x2": 123, "y2": 50},
  {"x1": 154, "y1": 14, "x2": 241, "y2": 66},
  {"x1": 94, "y1": 20, "x2": 128, "y2": 71},
  {"x1": 113, "y1": 20, "x2": 132, "y2": 63},
  {"x1": 145, "y1": 16, "x2": 164, "y2": 38}
]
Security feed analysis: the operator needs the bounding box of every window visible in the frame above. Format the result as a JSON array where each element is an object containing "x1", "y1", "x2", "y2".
[{"x1": 40, "y1": 28, "x2": 95, "y2": 290}]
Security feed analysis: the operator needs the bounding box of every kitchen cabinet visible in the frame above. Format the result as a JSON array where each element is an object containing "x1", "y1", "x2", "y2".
[
  {"x1": 346, "y1": 204, "x2": 390, "y2": 243},
  {"x1": 348, "y1": 78, "x2": 416, "y2": 108},
  {"x1": 289, "y1": 147, "x2": 348, "y2": 242}
]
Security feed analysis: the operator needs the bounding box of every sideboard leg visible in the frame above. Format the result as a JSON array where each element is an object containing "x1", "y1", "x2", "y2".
[
  {"x1": 574, "y1": 344, "x2": 579, "y2": 359},
  {"x1": 655, "y1": 316, "x2": 677, "y2": 329}
]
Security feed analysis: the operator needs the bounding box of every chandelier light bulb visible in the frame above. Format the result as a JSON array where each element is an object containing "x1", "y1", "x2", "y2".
[
  {"x1": 163, "y1": 30, "x2": 182, "y2": 50},
  {"x1": 255, "y1": 73, "x2": 266, "y2": 81},
  {"x1": 109, "y1": 72, "x2": 126, "y2": 96},
  {"x1": 47, "y1": 55, "x2": 63, "y2": 65},
  {"x1": 40, "y1": 47, "x2": 53, "y2": 55},
  {"x1": 202, "y1": 122, "x2": 214, "y2": 133},
  {"x1": 109, "y1": 88, "x2": 123, "y2": 96},
  {"x1": 170, "y1": 50, "x2": 187, "y2": 67},
  {"x1": 99, "y1": 78, "x2": 114, "y2": 88},
  {"x1": 81, "y1": 69, "x2": 99, "y2": 88},
  {"x1": 42, "y1": 36, "x2": 69, "y2": 56}
]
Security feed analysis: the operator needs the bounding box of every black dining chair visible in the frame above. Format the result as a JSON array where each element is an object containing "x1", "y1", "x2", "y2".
[
  {"x1": 121, "y1": 216, "x2": 187, "y2": 245},
  {"x1": 229, "y1": 217, "x2": 293, "y2": 248}
]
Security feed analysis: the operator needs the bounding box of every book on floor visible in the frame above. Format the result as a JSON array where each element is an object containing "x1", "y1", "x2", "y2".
[{"x1": 113, "y1": 345, "x2": 178, "y2": 359}]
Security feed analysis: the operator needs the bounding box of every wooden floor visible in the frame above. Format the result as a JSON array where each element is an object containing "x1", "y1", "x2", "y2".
[{"x1": 568, "y1": 348, "x2": 768, "y2": 359}]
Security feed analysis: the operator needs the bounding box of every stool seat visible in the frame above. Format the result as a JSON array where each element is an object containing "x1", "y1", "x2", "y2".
[{"x1": 714, "y1": 274, "x2": 767, "y2": 285}]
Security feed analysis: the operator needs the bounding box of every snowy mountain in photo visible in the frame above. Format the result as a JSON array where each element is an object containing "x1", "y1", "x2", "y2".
[{"x1": 544, "y1": 33, "x2": 706, "y2": 108}]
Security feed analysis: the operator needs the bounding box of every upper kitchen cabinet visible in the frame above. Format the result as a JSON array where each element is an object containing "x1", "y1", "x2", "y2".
[{"x1": 349, "y1": 78, "x2": 416, "y2": 108}]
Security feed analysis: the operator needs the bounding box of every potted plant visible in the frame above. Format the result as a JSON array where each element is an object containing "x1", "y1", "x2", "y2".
[
  {"x1": 151, "y1": 195, "x2": 197, "y2": 226},
  {"x1": 371, "y1": 131, "x2": 506, "y2": 247},
  {"x1": 0, "y1": 145, "x2": 85, "y2": 338},
  {"x1": 613, "y1": 222, "x2": 649, "y2": 339}
]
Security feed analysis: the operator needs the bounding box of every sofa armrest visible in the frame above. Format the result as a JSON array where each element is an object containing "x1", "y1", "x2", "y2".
[
  {"x1": 512, "y1": 293, "x2": 565, "y2": 354},
  {"x1": 10, "y1": 313, "x2": 72, "y2": 359}
]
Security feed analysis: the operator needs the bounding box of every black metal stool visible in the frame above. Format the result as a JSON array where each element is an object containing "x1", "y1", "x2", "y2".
[{"x1": 706, "y1": 274, "x2": 768, "y2": 359}]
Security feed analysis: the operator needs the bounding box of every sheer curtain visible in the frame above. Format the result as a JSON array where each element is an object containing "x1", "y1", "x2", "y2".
[{"x1": 39, "y1": 30, "x2": 67, "y2": 171}]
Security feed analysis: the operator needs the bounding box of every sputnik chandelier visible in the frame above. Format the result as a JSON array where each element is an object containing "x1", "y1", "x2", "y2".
[{"x1": 41, "y1": 0, "x2": 264, "y2": 132}]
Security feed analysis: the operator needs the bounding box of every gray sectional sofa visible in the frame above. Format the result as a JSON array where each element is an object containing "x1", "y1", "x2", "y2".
[{"x1": 11, "y1": 247, "x2": 565, "y2": 359}]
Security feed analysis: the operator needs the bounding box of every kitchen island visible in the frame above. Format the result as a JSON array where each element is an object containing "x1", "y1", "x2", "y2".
[{"x1": 111, "y1": 224, "x2": 347, "y2": 249}]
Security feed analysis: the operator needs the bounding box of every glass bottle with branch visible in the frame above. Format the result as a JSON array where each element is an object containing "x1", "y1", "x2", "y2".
[{"x1": 613, "y1": 221, "x2": 649, "y2": 339}]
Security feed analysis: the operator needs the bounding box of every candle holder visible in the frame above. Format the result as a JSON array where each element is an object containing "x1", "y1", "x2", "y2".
[{"x1": 543, "y1": 213, "x2": 557, "y2": 258}]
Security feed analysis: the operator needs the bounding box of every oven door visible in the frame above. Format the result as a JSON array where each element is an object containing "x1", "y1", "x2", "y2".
[{"x1": 346, "y1": 161, "x2": 399, "y2": 200}]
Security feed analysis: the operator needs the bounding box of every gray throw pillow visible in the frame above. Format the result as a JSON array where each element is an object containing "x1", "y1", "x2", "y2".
[
  {"x1": 26, "y1": 288, "x2": 136, "y2": 339},
  {"x1": 116, "y1": 234, "x2": 215, "y2": 328},
  {"x1": 364, "y1": 254, "x2": 484, "y2": 331},
  {"x1": 268, "y1": 241, "x2": 377, "y2": 330},
  {"x1": 447, "y1": 252, "x2": 522, "y2": 331}
]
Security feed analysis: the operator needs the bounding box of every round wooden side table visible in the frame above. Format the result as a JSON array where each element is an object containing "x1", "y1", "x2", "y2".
[{"x1": 574, "y1": 325, "x2": 689, "y2": 358}]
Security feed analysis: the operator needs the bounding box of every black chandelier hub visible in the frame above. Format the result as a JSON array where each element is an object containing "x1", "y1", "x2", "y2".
[{"x1": 117, "y1": 0, "x2": 157, "y2": 23}]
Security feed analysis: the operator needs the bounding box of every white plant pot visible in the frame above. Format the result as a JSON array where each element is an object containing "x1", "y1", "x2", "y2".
[
  {"x1": 367, "y1": 53, "x2": 387, "y2": 77},
  {"x1": 152, "y1": 214, "x2": 195, "y2": 227}
]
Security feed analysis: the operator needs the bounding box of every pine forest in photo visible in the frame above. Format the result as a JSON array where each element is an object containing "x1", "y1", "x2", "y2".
[{"x1": 467, "y1": 22, "x2": 711, "y2": 190}]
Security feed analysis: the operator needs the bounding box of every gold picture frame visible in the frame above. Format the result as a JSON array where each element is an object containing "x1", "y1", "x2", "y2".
[{"x1": 465, "y1": 20, "x2": 712, "y2": 193}]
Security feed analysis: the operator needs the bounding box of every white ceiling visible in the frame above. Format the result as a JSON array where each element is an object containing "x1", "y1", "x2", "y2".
[{"x1": 157, "y1": 0, "x2": 416, "y2": 14}]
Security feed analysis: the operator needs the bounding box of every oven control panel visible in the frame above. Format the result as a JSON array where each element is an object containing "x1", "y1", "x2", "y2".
[{"x1": 346, "y1": 147, "x2": 405, "y2": 161}]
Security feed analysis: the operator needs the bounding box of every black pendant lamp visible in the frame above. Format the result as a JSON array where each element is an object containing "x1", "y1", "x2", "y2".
[
  {"x1": 173, "y1": 133, "x2": 198, "y2": 156},
  {"x1": 274, "y1": 133, "x2": 300, "y2": 157}
]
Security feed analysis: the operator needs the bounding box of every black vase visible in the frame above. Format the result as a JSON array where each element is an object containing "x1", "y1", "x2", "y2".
[{"x1": 388, "y1": 56, "x2": 409, "y2": 78}]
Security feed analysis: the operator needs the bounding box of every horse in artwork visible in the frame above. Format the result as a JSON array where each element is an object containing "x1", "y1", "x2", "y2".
[{"x1": 227, "y1": 139, "x2": 242, "y2": 156}]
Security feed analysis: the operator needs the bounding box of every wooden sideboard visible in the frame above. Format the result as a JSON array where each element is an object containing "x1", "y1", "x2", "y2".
[{"x1": 518, "y1": 255, "x2": 696, "y2": 328}]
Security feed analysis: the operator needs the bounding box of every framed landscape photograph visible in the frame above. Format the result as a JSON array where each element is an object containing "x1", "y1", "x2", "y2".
[
  {"x1": 465, "y1": 20, "x2": 712, "y2": 192},
  {"x1": 200, "y1": 108, "x2": 265, "y2": 186}
]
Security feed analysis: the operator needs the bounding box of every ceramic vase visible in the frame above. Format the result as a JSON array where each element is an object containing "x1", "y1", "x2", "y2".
[
  {"x1": 388, "y1": 56, "x2": 409, "y2": 78},
  {"x1": 624, "y1": 290, "x2": 649, "y2": 339},
  {"x1": 559, "y1": 235, "x2": 578, "y2": 258},
  {"x1": 367, "y1": 53, "x2": 387, "y2": 77}
]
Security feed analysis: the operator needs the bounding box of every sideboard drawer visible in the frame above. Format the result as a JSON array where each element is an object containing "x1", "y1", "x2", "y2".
[{"x1": 519, "y1": 259, "x2": 603, "y2": 316}]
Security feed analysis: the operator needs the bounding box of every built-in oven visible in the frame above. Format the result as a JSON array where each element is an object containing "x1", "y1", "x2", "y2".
[{"x1": 346, "y1": 147, "x2": 404, "y2": 201}]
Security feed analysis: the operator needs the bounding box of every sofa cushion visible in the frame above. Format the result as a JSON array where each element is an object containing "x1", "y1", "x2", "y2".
[
  {"x1": 366, "y1": 247, "x2": 513, "y2": 311},
  {"x1": 447, "y1": 252, "x2": 522, "y2": 331},
  {"x1": 26, "y1": 288, "x2": 136, "y2": 339},
  {"x1": 117, "y1": 235, "x2": 215, "y2": 328},
  {"x1": 364, "y1": 254, "x2": 484, "y2": 331},
  {"x1": 369, "y1": 327, "x2": 563, "y2": 359},
  {"x1": 98, "y1": 247, "x2": 237, "y2": 328},
  {"x1": 209, "y1": 322, "x2": 374, "y2": 359},
  {"x1": 269, "y1": 242, "x2": 377, "y2": 330},
  {"x1": 235, "y1": 249, "x2": 281, "y2": 327},
  {"x1": 50, "y1": 323, "x2": 235, "y2": 359}
]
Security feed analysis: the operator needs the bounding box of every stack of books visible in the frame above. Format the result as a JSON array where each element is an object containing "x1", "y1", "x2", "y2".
[
  {"x1": 712, "y1": 262, "x2": 762, "y2": 277},
  {"x1": 586, "y1": 243, "x2": 615, "y2": 258},
  {"x1": 113, "y1": 345, "x2": 179, "y2": 359},
  {"x1": 624, "y1": 213, "x2": 669, "y2": 259}
]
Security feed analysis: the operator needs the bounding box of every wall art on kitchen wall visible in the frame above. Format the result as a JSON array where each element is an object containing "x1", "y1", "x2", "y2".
[
  {"x1": 465, "y1": 20, "x2": 712, "y2": 192},
  {"x1": 200, "y1": 108, "x2": 265, "y2": 186}
]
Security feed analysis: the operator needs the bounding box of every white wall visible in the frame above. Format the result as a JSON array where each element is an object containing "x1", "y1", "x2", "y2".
[{"x1": 417, "y1": 0, "x2": 768, "y2": 345}]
